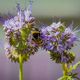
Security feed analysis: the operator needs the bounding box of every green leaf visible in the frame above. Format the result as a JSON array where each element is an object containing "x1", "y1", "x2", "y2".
[
  {"x1": 72, "y1": 61, "x2": 80, "y2": 70},
  {"x1": 58, "y1": 76, "x2": 74, "y2": 80},
  {"x1": 20, "y1": 25, "x2": 31, "y2": 40}
]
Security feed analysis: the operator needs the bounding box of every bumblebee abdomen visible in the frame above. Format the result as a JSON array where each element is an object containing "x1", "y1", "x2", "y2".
[
  {"x1": 32, "y1": 32, "x2": 40, "y2": 39},
  {"x1": 31, "y1": 30, "x2": 42, "y2": 45}
]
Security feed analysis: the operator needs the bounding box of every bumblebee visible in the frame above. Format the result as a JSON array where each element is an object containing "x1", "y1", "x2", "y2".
[{"x1": 31, "y1": 28, "x2": 42, "y2": 45}]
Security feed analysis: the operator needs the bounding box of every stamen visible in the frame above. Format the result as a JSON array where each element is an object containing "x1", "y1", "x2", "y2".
[
  {"x1": 16, "y1": 3, "x2": 21, "y2": 12},
  {"x1": 28, "y1": 0, "x2": 33, "y2": 12}
]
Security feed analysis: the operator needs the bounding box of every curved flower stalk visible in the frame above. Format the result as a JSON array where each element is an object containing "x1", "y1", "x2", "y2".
[
  {"x1": 3, "y1": 3, "x2": 39, "y2": 80},
  {"x1": 40, "y1": 22, "x2": 80, "y2": 80}
]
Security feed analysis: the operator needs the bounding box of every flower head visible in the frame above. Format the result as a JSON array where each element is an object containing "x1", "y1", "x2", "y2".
[
  {"x1": 40, "y1": 22, "x2": 79, "y2": 63},
  {"x1": 3, "y1": 4, "x2": 38, "y2": 63},
  {"x1": 50, "y1": 22, "x2": 63, "y2": 29}
]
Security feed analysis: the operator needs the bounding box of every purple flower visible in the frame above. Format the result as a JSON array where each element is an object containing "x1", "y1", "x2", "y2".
[
  {"x1": 3, "y1": 4, "x2": 38, "y2": 62},
  {"x1": 61, "y1": 56, "x2": 69, "y2": 63},
  {"x1": 57, "y1": 44, "x2": 65, "y2": 53},
  {"x1": 44, "y1": 42, "x2": 54, "y2": 50},
  {"x1": 50, "y1": 22, "x2": 63, "y2": 29},
  {"x1": 41, "y1": 22, "x2": 79, "y2": 63},
  {"x1": 3, "y1": 3, "x2": 35, "y2": 31},
  {"x1": 54, "y1": 31, "x2": 60, "y2": 36},
  {"x1": 5, "y1": 43, "x2": 11, "y2": 55},
  {"x1": 24, "y1": 8, "x2": 35, "y2": 22}
]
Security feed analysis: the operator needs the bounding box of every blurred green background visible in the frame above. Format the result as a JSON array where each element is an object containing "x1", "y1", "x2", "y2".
[{"x1": 0, "y1": 0, "x2": 80, "y2": 17}]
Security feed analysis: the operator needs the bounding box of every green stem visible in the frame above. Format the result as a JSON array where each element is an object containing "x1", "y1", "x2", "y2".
[
  {"x1": 19, "y1": 55, "x2": 23, "y2": 80},
  {"x1": 62, "y1": 63, "x2": 68, "y2": 76}
]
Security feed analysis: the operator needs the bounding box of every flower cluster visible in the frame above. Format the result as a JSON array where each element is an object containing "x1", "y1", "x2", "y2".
[
  {"x1": 3, "y1": 3, "x2": 35, "y2": 31},
  {"x1": 3, "y1": 4, "x2": 39, "y2": 62},
  {"x1": 40, "y1": 22, "x2": 79, "y2": 63}
]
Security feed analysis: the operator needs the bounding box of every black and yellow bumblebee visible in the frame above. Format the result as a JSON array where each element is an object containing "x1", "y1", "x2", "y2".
[{"x1": 31, "y1": 28, "x2": 42, "y2": 45}]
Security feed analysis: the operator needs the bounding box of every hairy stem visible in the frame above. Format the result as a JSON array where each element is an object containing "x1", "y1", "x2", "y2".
[
  {"x1": 19, "y1": 55, "x2": 23, "y2": 80},
  {"x1": 62, "y1": 63, "x2": 68, "y2": 76}
]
